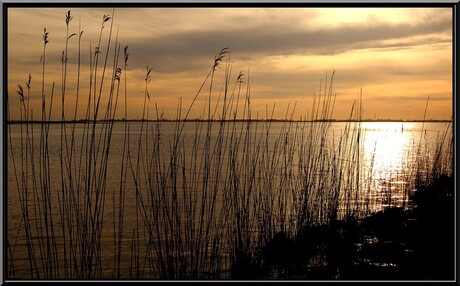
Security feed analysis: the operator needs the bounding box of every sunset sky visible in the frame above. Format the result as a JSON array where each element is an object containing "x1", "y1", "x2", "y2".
[{"x1": 7, "y1": 7, "x2": 453, "y2": 121}]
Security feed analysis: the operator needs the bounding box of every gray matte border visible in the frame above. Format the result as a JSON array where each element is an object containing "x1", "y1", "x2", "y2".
[
  {"x1": 0, "y1": 1, "x2": 457, "y2": 284},
  {"x1": 0, "y1": 0, "x2": 459, "y2": 3}
]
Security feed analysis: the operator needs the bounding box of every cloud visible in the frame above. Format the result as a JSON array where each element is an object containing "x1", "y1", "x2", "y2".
[
  {"x1": 121, "y1": 10, "x2": 450, "y2": 75},
  {"x1": 368, "y1": 94, "x2": 451, "y2": 103},
  {"x1": 6, "y1": 7, "x2": 452, "y2": 120}
]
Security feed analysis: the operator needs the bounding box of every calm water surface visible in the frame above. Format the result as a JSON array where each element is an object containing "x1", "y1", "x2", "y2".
[{"x1": 7, "y1": 121, "x2": 451, "y2": 278}]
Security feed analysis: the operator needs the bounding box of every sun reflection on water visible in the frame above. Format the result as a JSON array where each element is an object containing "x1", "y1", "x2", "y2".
[{"x1": 361, "y1": 122, "x2": 418, "y2": 210}]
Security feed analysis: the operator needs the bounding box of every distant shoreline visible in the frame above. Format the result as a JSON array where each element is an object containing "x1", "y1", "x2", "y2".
[{"x1": 6, "y1": 119, "x2": 453, "y2": 124}]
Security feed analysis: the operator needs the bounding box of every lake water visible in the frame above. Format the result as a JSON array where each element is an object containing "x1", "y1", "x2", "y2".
[{"x1": 6, "y1": 121, "x2": 452, "y2": 279}]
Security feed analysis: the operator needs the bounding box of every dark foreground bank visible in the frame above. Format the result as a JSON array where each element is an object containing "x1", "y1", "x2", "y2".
[{"x1": 231, "y1": 174, "x2": 455, "y2": 280}]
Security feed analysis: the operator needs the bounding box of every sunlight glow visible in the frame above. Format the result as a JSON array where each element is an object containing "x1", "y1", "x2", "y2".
[{"x1": 362, "y1": 122, "x2": 417, "y2": 208}]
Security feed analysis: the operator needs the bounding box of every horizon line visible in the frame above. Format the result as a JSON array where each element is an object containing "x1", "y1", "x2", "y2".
[{"x1": 6, "y1": 118, "x2": 453, "y2": 124}]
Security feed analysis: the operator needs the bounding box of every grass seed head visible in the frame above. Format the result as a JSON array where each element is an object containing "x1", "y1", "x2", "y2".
[
  {"x1": 43, "y1": 28, "x2": 49, "y2": 45},
  {"x1": 65, "y1": 10, "x2": 73, "y2": 26}
]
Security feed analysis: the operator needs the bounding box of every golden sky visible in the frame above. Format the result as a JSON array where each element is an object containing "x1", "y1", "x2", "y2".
[{"x1": 7, "y1": 7, "x2": 453, "y2": 120}]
